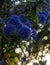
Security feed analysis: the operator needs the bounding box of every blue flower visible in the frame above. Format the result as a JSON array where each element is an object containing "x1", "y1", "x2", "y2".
[
  {"x1": 33, "y1": 62, "x2": 39, "y2": 65},
  {"x1": 21, "y1": 57, "x2": 26, "y2": 62},
  {"x1": 39, "y1": 15, "x2": 46, "y2": 24},
  {"x1": 32, "y1": 29, "x2": 37, "y2": 41},
  {"x1": 17, "y1": 25, "x2": 31, "y2": 41},
  {"x1": 38, "y1": 11, "x2": 48, "y2": 24},
  {"x1": 39, "y1": 11, "x2": 48, "y2": 16},
  {"x1": 43, "y1": 0, "x2": 50, "y2": 7},
  {"x1": 23, "y1": 19, "x2": 32, "y2": 27},
  {"x1": 8, "y1": 8, "x2": 15, "y2": 16},
  {"x1": 19, "y1": 14, "x2": 32, "y2": 27},
  {"x1": 19, "y1": 14, "x2": 25, "y2": 19},
  {"x1": 6, "y1": 15, "x2": 23, "y2": 30},
  {"x1": 3, "y1": 24, "x2": 16, "y2": 38}
]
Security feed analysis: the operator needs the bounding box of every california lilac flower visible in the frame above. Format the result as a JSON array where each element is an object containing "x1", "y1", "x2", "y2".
[
  {"x1": 39, "y1": 11, "x2": 48, "y2": 16},
  {"x1": 6, "y1": 15, "x2": 23, "y2": 30},
  {"x1": 32, "y1": 29, "x2": 37, "y2": 41},
  {"x1": 3, "y1": 24, "x2": 16, "y2": 38},
  {"x1": 21, "y1": 57, "x2": 26, "y2": 62},
  {"x1": 19, "y1": 14, "x2": 25, "y2": 19},
  {"x1": 18, "y1": 25, "x2": 31, "y2": 41},
  {"x1": 43, "y1": 0, "x2": 50, "y2": 7},
  {"x1": 22, "y1": 19, "x2": 32, "y2": 27},
  {"x1": 19, "y1": 14, "x2": 32, "y2": 27},
  {"x1": 38, "y1": 11, "x2": 48, "y2": 24},
  {"x1": 33, "y1": 62, "x2": 39, "y2": 65},
  {"x1": 8, "y1": 8, "x2": 15, "y2": 16},
  {"x1": 39, "y1": 12, "x2": 47, "y2": 25}
]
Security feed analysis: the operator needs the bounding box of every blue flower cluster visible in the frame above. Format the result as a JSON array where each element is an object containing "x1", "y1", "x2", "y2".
[
  {"x1": 3, "y1": 24, "x2": 16, "y2": 39},
  {"x1": 43, "y1": 0, "x2": 50, "y2": 7},
  {"x1": 6, "y1": 15, "x2": 22, "y2": 30},
  {"x1": 3, "y1": 0, "x2": 50, "y2": 41},
  {"x1": 3, "y1": 14, "x2": 37, "y2": 41},
  {"x1": 32, "y1": 29, "x2": 37, "y2": 41},
  {"x1": 18, "y1": 25, "x2": 31, "y2": 41},
  {"x1": 38, "y1": 10, "x2": 49, "y2": 25},
  {"x1": 19, "y1": 14, "x2": 32, "y2": 27}
]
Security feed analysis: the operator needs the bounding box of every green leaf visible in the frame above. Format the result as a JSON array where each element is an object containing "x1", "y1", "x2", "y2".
[{"x1": 30, "y1": 8, "x2": 36, "y2": 21}]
